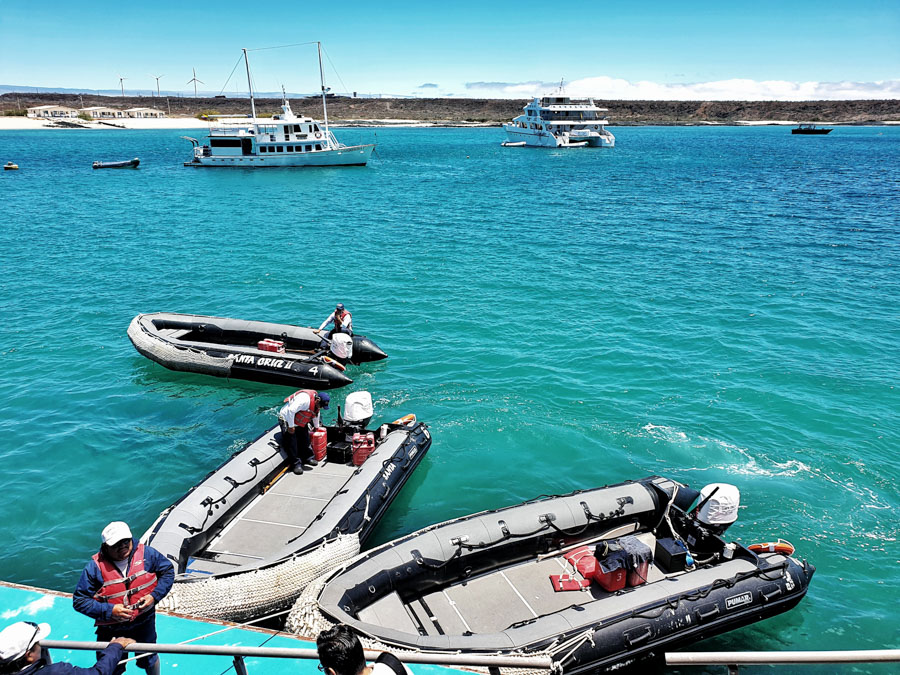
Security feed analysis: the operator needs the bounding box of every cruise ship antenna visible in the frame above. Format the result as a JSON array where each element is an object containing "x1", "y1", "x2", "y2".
[
  {"x1": 242, "y1": 49, "x2": 257, "y2": 120},
  {"x1": 317, "y1": 42, "x2": 330, "y2": 138}
]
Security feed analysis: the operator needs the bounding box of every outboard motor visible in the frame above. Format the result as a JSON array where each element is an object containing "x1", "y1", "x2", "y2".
[
  {"x1": 330, "y1": 333, "x2": 354, "y2": 364},
  {"x1": 694, "y1": 483, "x2": 740, "y2": 535},
  {"x1": 342, "y1": 391, "x2": 373, "y2": 435}
]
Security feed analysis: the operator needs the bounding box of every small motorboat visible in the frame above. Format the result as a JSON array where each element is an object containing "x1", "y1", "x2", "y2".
[
  {"x1": 92, "y1": 157, "x2": 140, "y2": 169},
  {"x1": 143, "y1": 390, "x2": 432, "y2": 621},
  {"x1": 792, "y1": 124, "x2": 832, "y2": 135},
  {"x1": 3, "y1": 161, "x2": 18, "y2": 171},
  {"x1": 288, "y1": 476, "x2": 814, "y2": 674},
  {"x1": 128, "y1": 312, "x2": 387, "y2": 390}
]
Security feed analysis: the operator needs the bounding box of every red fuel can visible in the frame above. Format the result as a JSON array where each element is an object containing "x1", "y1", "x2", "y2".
[
  {"x1": 593, "y1": 567, "x2": 627, "y2": 592},
  {"x1": 311, "y1": 427, "x2": 328, "y2": 461}
]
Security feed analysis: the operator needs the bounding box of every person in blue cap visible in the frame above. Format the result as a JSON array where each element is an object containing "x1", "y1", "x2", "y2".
[
  {"x1": 318, "y1": 303, "x2": 353, "y2": 339},
  {"x1": 277, "y1": 390, "x2": 330, "y2": 474}
]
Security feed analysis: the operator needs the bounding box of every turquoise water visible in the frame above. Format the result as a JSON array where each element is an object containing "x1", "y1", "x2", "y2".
[{"x1": 1, "y1": 126, "x2": 898, "y2": 672}]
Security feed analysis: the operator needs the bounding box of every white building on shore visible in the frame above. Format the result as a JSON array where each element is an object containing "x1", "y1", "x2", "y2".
[
  {"x1": 125, "y1": 107, "x2": 165, "y2": 118},
  {"x1": 26, "y1": 105, "x2": 78, "y2": 118},
  {"x1": 79, "y1": 106, "x2": 125, "y2": 119}
]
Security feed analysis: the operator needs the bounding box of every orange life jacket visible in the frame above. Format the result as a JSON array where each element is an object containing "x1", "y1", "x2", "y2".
[
  {"x1": 335, "y1": 310, "x2": 352, "y2": 332},
  {"x1": 284, "y1": 389, "x2": 319, "y2": 427},
  {"x1": 91, "y1": 543, "x2": 158, "y2": 625}
]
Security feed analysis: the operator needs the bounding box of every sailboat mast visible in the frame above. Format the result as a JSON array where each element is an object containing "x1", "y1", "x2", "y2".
[
  {"x1": 243, "y1": 48, "x2": 257, "y2": 120},
  {"x1": 317, "y1": 41, "x2": 330, "y2": 137}
]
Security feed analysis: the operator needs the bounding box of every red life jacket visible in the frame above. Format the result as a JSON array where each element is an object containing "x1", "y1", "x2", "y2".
[
  {"x1": 284, "y1": 389, "x2": 319, "y2": 427},
  {"x1": 335, "y1": 310, "x2": 352, "y2": 332},
  {"x1": 91, "y1": 543, "x2": 158, "y2": 625}
]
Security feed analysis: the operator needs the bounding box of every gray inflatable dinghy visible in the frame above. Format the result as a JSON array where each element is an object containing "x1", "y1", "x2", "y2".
[
  {"x1": 288, "y1": 476, "x2": 813, "y2": 673},
  {"x1": 142, "y1": 391, "x2": 430, "y2": 621},
  {"x1": 128, "y1": 312, "x2": 387, "y2": 390}
]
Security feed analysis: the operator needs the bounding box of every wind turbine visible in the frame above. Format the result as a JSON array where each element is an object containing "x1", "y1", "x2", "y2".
[
  {"x1": 187, "y1": 68, "x2": 204, "y2": 97},
  {"x1": 117, "y1": 75, "x2": 127, "y2": 98},
  {"x1": 151, "y1": 74, "x2": 164, "y2": 97}
]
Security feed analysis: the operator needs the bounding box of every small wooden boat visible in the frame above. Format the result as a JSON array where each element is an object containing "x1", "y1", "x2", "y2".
[
  {"x1": 289, "y1": 476, "x2": 814, "y2": 673},
  {"x1": 143, "y1": 391, "x2": 431, "y2": 621},
  {"x1": 92, "y1": 157, "x2": 140, "y2": 169},
  {"x1": 3, "y1": 161, "x2": 18, "y2": 171},
  {"x1": 128, "y1": 312, "x2": 387, "y2": 390},
  {"x1": 792, "y1": 124, "x2": 832, "y2": 135}
]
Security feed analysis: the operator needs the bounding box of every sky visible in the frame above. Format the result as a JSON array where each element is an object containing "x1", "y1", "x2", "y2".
[{"x1": 1, "y1": 0, "x2": 898, "y2": 100}]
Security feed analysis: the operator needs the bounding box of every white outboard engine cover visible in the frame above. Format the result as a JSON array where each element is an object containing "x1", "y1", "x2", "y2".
[
  {"x1": 330, "y1": 333, "x2": 353, "y2": 361},
  {"x1": 344, "y1": 391, "x2": 374, "y2": 427},
  {"x1": 696, "y1": 483, "x2": 740, "y2": 531}
]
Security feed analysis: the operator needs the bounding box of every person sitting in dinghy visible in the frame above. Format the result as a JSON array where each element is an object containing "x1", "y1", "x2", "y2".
[
  {"x1": 278, "y1": 390, "x2": 330, "y2": 475},
  {"x1": 318, "y1": 303, "x2": 353, "y2": 339},
  {"x1": 316, "y1": 624, "x2": 411, "y2": 675}
]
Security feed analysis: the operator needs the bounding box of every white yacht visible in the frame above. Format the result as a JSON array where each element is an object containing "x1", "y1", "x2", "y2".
[
  {"x1": 184, "y1": 44, "x2": 374, "y2": 168},
  {"x1": 503, "y1": 95, "x2": 615, "y2": 149}
]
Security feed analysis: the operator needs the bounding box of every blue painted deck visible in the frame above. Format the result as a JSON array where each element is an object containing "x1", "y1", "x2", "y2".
[{"x1": 0, "y1": 581, "x2": 466, "y2": 675}]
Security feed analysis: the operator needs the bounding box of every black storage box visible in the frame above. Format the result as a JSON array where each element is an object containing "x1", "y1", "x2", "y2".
[
  {"x1": 655, "y1": 537, "x2": 687, "y2": 573},
  {"x1": 327, "y1": 441, "x2": 353, "y2": 465}
]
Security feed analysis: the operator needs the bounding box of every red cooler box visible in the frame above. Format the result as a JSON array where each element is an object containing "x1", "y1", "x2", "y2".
[{"x1": 258, "y1": 339, "x2": 285, "y2": 353}]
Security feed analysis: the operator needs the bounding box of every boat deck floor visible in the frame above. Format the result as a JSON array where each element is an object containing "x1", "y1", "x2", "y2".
[
  {"x1": 186, "y1": 459, "x2": 356, "y2": 576},
  {"x1": 359, "y1": 534, "x2": 668, "y2": 636}
]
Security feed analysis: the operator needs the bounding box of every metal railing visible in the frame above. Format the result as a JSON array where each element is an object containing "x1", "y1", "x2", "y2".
[
  {"x1": 666, "y1": 649, "x2": 900, "y2": 673},
  {"x1": 42, "y1": 640, "x2": 555, "y2": 673}
]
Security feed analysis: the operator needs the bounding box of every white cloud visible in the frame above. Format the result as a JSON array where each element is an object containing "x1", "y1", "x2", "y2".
[{"x1": 465, "y1": 77, "x2": 900, "y2": 100}]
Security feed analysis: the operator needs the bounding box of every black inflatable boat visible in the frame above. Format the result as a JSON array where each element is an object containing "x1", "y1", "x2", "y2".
[
  {"x1": 128, "y1": 312, "x2": 387, "y2": 390},
  {"x1": 93, "y1": 157, "x2": 140, "y2": 169},
  {"x1": 142, "y1": 391, "x2": 430, "y2": 621},
  {"x1": 288, "y1": 476, "x2": 813, "y2": 673}
]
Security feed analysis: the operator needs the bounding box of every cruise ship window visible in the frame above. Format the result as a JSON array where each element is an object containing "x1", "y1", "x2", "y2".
[
  {"x1": 286, "y1": 146, "x2": 294, "y2": 152},
  {"x1": 276, "y1": 146, "x2": 283, "y2": 152},
  {"x1": 260, "y1": 146, "x2": 267, "y2": 153},
  {"x1": 305, "y1": 145, "x2": 311, "y2": 152}
]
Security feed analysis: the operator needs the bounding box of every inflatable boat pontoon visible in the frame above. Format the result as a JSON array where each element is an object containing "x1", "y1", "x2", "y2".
[
  {"x1": 142, "y1": 391, "x2": 430, "y2": 622},
  {"x1": 288, "y1": 476, "x2": 814, "y2": 674},
  {"x1": 128, "y1": 312, "x2": 387, "y2": 390}
]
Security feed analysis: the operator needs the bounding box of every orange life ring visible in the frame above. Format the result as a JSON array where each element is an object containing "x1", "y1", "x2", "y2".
[
  {"x1": 391, "y1": 413, "x2": 416, "y2": 426},
  {"x1": 748, "y1": 539, "x2": 795, "y2": 556},
  {"x1": 323, "y1": 356, "x2": 346, "y2": 371}
]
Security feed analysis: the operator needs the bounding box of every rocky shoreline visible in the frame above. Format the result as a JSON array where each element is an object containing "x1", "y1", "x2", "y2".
[{"x1": 2, "y1": 92, "x2": 898, "y2": 125}]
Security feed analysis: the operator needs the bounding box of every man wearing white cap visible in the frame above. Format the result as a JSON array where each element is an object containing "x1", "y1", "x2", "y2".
[
  {"x1": 0, "y1": 620, "x2": 134, "y2": 673},
  {"x1": 72, "y1": 522, "x2": 174, "y2": 675}
]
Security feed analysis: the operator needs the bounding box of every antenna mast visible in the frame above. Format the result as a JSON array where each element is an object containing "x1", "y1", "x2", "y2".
[
  {"x1": 317, "y1": 42, "x2": 329, "y2": 137},
  {"x1": 243, "y1": 49, "x2": 257, "y2": 120}
]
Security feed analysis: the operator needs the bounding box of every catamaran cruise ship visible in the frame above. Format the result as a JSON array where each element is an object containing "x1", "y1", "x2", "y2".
[
  {"x1": 184, "y1": 44, "x2": 373, "y2": 168},
  {"x1": 503, "y1": 95, "x2": 615, "y2": 148}
]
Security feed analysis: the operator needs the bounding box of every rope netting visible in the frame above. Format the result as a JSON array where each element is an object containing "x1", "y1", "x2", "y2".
[
  {"x1": 159, "y1": 534, "x2": 360, "y2": 622},
  {"x1": 127, "y1": 316, "x2": 233, "y2": 376}
]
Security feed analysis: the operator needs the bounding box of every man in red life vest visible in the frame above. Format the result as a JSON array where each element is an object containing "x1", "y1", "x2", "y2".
[
  {"x1": 72, "y1": 522, "x2": 174, "y2": 675},
  {"x1": 278, "y1": 390, "x2": 330, "y2": 474},
  {"x1": 318, "y1": 303, "x2": 353, "y2": 339}
]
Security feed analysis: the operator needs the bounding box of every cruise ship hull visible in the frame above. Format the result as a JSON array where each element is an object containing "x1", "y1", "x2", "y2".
[
  {"x1": 502, "y1": 126, "x2": 615, "y2": 149},
  {"x1": 185, "y1": 144, "x2": 375, "y2": 167}
]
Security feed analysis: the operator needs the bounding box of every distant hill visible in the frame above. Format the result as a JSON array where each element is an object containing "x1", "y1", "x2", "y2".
[{"x1": 2, "y1": 92, "x2": 898, "y2": 125}]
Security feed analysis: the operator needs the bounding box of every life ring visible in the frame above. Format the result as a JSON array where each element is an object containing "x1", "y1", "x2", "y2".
[
  {"x1": 748, "y1": 539, "x2": 795, "y2": 556},
  {"x1": 323, "y1": 356, "x2": 346, "y2": 371},
  {"x1": 391, "y1": 413, "x2": 416, "y2": 426},
  {"x1": 315, "y1": 132, "x2": 322, "y2": 139}
]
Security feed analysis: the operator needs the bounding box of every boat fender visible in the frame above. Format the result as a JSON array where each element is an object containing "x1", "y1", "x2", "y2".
[{"x1": 748, "y1": 539, "x2": 795, "y2": 555}]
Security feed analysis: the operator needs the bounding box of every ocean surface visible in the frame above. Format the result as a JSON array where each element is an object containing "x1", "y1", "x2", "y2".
[{"x1": 0, "y1": 125, "x2": 897, "y2": 673}]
